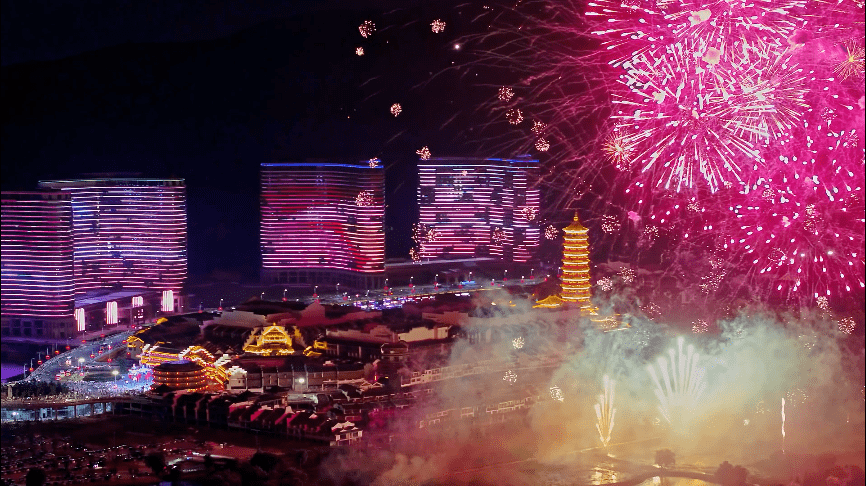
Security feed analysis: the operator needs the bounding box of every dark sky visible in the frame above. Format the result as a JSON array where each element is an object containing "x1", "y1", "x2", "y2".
[{"x1": 1, "y1": 0, "x2": 530, "y2": 282}]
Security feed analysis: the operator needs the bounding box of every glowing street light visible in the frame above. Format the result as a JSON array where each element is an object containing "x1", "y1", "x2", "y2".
[
  {"x1": 112, "y1": 369, "x2": 119, "y2": 386},
  {"x1": 219, "y1": 298, "x2": 224, "y2": 311},
  {"x1": 260, "y1": 292, "x2": 265, "y2": 300},
  {"x1": 283, "y1": 289, "x2": 288, "y2": 301}
]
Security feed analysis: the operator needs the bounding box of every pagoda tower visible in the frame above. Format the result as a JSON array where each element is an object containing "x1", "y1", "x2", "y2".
[{"x1": 561, "y1": 212, "x2": 593, "y2": 312}]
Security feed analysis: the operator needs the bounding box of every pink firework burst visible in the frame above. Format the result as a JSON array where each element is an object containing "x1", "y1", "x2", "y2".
[
  {"x1": 837, "y1": 316, "x2": 856, "y2": 334},
  {"x1": 431, "y1": 19, "x2": 446, "y2": 34},
  {"x1": 498, "y1": 86, "x2": 515, "y2": 102},
  {"x1": 355, "y1": 190, "x2": 374, "y2": 207},
  {"x1": 390, "y1": 103, "x2": 402, "y2": 117},
  {"x1": 416, "y1": 146, "x2": 431, "y2": 160},
  {"x1": 545, "y1": 225, "x2": 559, "y2": 240},
  {"x1": 472, "y1": 0, "x2": 865, "y2": 310},
  {"x1": 506, "y1": 108, "x2": 524, "y2": 125},
  {"x1": 359, "y1": 20, "x2": 375, "y2": 38}
]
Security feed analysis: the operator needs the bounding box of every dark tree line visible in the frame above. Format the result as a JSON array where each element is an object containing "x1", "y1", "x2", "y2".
[{"x1": 2, "y1": 381, "x2": 69, "y2": 398}]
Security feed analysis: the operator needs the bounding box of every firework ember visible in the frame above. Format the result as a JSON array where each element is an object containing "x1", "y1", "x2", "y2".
[
  {"x1": 416, "y1": 146, "x2": 431, "y2": 160},
  {"x1": 358, "y1": 20, "x2": 375, "y2": 38},
  {"x1": 430, "y1": 19, "x2": 446, "y2": 34}
]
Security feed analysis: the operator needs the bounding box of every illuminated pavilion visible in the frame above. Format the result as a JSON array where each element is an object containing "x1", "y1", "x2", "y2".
[
  {"x1": 560, "y1": 213, "x2": 593, "y2": 311},
  {"x1": 242, "y1": 324, "x2": 297, "y2": 356}
]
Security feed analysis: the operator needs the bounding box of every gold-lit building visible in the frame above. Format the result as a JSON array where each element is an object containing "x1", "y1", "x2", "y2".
[
  {"x1": 561, "y1": 213, "x2": 593, "y2": 312},
  {"x1": 242, "y1": 324, "x2": 296, "y2": 356},
  {"x1": 152, "y1": 360, "x2": 208, "y2": 391}
]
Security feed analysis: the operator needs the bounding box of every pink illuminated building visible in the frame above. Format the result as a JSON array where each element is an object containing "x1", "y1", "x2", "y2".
[
  {"x1": 417, "y1": 156, "x2": 540, "y2": 262},
  {"x1": 1, "y1": 191, "x2": 76, "y2": 339},
  {"x1": 260, "y1": 161, "x2": 385, "y2": 290},
  {"x1": 38, "y1": 178, "x2": 188, "y2": 295}
]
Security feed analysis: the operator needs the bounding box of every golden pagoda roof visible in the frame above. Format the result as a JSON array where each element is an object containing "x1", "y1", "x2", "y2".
[
  {"x1": 243, "y1": 324, "x2": 295, "y2": 356},
  {"x1": 563, "y1": 212, "x2": 588, "y2": 234},
  {"x1": 534, "y1": 294, "x2": 564, "y2": 308}
]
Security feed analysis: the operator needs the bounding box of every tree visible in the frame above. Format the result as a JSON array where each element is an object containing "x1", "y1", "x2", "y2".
[
  {"x1": 249, "y1": 452, "x2": 279, "y2": 473},
  {"x1": 25, "y1": 468, "x2": 46, "y2": 486},
  {"x1": 144, "y1": 452, "x2": 166, "y2": 476},
  {"x1": 655, "y1": 449, "x2": 676, "y2": 468},
  {"x1": 715, "y1": 461, "x2": 749, "y2": 486}
]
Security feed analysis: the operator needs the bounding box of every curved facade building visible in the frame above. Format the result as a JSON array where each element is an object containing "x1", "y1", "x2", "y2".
[
  {"x1": 0, "y1": 191, "x2": 75, "y2": 338},
  {"x1": 152, "y1": 360, "x2": 208, "y2": 391},
  {"x1": 37, "y1": 178, "x2": 187, "y2": 295},
  {"x1": 417, "y1": 156, "x2": 539, "y2": 262},
  {"x1": 260, "y1": 161, "x2": 385, "y2": 290}
]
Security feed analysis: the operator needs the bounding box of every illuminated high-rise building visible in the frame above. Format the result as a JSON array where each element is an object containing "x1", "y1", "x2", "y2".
[
  {"x1": 260, "y1": 161, "x2": 385, "y2": 290},
  {"x1": 561, "y1": 213, "x2": 593, "y2": 312},
  {"x1": 38, "y1": 178, "x2": 188, "y2": 295},
  {"x1": 417, "y1": 156, "x2": 539, "y2": 262},
  {"x1": 1, "y1": 191, "x2": 76, "y2": 339}
]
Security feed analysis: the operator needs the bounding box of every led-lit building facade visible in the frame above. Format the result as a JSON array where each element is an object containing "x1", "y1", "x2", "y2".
[
  {"x1": 37, "y1": 178, "x2": 188, "y2": 296},
  {"x1": 260, "y1": 161, "x2": 385, "y2": 290},
  {"x1": 417, "y1": 156, "x2": 540, "y2": 262},
  {"x1": 1, "y1": 191, "x2": 76, "y2": 339}
]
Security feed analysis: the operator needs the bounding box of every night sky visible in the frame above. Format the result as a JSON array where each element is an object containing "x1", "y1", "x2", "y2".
[{"x1": 2, "y1": 0, "x2": 532, "y2": 282}]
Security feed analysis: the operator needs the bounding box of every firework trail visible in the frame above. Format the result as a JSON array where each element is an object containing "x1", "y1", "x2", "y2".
[
  {"x1": 594, "y1": 375, "x2": 616, "y2": 447},
  {"x1": 646, "y1": 336, "x2": 708, "y2": 425}
]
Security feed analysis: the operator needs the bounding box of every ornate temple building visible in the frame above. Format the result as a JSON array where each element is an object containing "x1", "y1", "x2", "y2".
[
  {"x1": 242, "y1": 324, "x2": 297, "y2": 356},
  {"x1": 534, "y1": 213, "x2": 595, "y2": 313},
  {"x1": 560, "y1": 213, "x2": 593, "y2": 311}
]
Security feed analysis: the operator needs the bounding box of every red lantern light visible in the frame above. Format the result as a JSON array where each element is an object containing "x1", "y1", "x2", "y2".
[
  {"x1": 46, "y1": 355, "x2": 50, "y2": 360},
  {"x1": 29, "y1": 367, "x2": 34, "y2": 372},
  {"x1": 55, "y1": 350, "x2": 60, "y2": 355},
  {"x1": 37, "y1": 360, "x2": 42, "y2": 365},
  {"x1": 65, "y1": 345, "x2": 71, "y2": 351}
]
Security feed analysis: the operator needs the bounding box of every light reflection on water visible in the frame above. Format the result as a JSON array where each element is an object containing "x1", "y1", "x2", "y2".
[{"x1": 518, "y1": 467, "x2": 713, "y2": 486}]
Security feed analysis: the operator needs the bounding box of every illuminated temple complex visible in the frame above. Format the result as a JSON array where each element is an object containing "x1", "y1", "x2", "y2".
[
  {"x1": 561, "y1": 213, "x2": 593, "y2": 311},
  {"x1": 241, "y1": 324, "x2": 297, "y2": 356},
  {"x1": 535, "y1": 213, "x2": 595, "y2": 313}
]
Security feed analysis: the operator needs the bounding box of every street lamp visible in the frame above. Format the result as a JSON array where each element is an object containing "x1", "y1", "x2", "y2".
[
  {"x1": 260, "y1": 292, "x2": 265, "y2": 300},
  {"x1": 112, "y1": 370, "x2": 119, "y2": 387},
  {"x1": 219, "y1": 298, "x2": 224, "y2": 311},
  {"x1": 435, "y1": 273, "x2": 439, "y2": 289},
  {"x1": 78, "y1": 357, "x2": 85, "y2": 368},
  {"x1": 283, "y1": 289, "x2": 288, "y2": 301}
]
